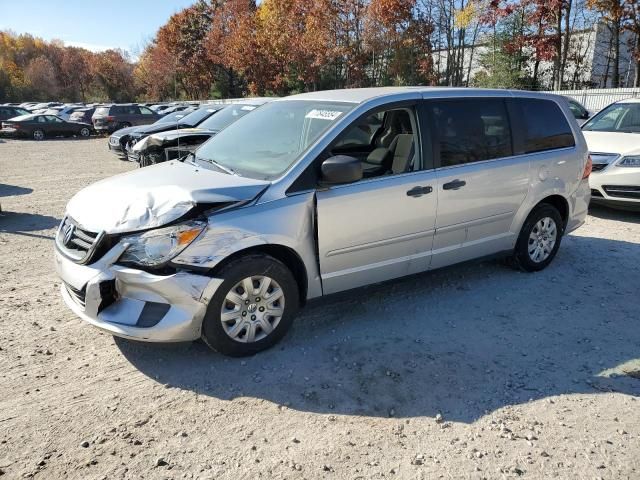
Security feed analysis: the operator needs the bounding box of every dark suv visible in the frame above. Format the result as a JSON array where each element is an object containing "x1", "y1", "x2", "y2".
[{"x1": 92, "y1": 104, "x2": 160, "y2": 133}]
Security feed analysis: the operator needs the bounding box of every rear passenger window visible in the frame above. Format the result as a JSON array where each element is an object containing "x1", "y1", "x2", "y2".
[
  {"x1": 429, "y1": 99, "x2": 512, "y2": 167},
  {"x1": 518, "y1": 99, "x2": 575, "y2": 153}
]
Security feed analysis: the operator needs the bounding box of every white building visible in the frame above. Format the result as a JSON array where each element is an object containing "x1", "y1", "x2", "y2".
[{"x1": 432, "y1": 21, "x2": 638, "y2": 89}]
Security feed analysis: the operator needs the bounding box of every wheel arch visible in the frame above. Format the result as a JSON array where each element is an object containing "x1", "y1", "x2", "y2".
[
  {"x1": 534, "y1": 194, "x2": 570, "y2": 231},
  {"x1": 207, "y1": 244, "x2": 309, "y2": 306}
]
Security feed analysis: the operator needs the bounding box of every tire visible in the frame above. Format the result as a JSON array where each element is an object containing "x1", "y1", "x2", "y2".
[
  {"x1": 33, "y1": 129, "x2": 45, "y2": 141},
  {"x1": 79, "y1": 127, "x2": 91, "y2": 138},
  {"x1": 201, "y1": 254, "x2": 300, "y2": 357},
  {"x1": 120, "y1": 122, "x2": 132, "y2": 129},
  {"x1": 510, "y1": 203, "x2": 564, "y2": 272}
]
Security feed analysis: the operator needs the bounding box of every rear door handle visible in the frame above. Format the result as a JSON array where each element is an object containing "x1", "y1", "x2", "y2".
[
  {"x1": 406, "y1": 186, "x2": 433, "y2": 197},
  {"x1": 443, "y1": 179, "x2": 466, "y2": 190}
]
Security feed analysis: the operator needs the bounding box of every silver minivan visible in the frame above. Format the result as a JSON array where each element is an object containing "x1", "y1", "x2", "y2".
[{"x1": 55, "y1": 88, "x2": 591, "y2": 356}]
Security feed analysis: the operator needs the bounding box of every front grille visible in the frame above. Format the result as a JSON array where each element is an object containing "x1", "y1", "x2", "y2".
[
  {"x1": 64, "y1": 281, "x2": 86, "y2": 308},
  {"x1": 602, "y1": 185, "x2": 640, "y2": 199},
  {"x1": 56, "y1": 217, "x2": 106, "y2": 264}
]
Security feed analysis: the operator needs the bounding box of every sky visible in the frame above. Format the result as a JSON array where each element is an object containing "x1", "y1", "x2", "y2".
[{"x1": 0, "y1": 0, "x2": 197, "y2": 57}]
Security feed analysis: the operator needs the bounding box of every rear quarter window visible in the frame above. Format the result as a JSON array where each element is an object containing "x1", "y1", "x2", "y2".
[{"x1": 518, "y1": 99, "x2": 575, "y2": 154}]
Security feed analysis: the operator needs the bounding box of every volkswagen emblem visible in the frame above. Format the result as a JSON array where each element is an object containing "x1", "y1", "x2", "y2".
[{"x1": 62, "y1": 222, "x2": 75, "y2": 246}]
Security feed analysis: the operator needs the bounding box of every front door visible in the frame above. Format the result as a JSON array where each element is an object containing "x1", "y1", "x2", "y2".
[{"x1": 315, "y1": 103, "x2": 438, "y2": 294}]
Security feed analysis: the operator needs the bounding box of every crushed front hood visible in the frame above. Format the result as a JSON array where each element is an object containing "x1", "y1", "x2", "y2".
[
  {"x1": 66, "y1": 161, "x2": 269, "y2": 234},
  {"x1": 132, "y1": 128, "x2": 215, "y2": 152}
]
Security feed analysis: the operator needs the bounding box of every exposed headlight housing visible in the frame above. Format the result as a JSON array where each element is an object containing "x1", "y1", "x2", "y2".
[
  {"x1": 119, "y1": 220, "x2": 206, "y2": 267},
  {"x1": 617, "y1": 155, "x2": 640, "y2": 167}
]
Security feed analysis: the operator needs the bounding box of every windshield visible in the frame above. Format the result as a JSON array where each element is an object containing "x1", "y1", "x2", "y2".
[
  {"x1": 583, "y1": 102, "x2": 640, "y2": 133},
  {"x1": 157, "y1": 110, "x2": 192, "y2": 124},
  {"x1": 179, "y1": 107, "x2": 220, "y2": 127},
  {"x1": 196, "y1": 100, "x2": 355, "y2": 179},
  {"x1": 199, "y1": 103, "x2": 263, "y2": 131}
]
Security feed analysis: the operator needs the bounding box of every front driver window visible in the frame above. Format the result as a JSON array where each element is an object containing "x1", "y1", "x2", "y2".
[{"x1": 329, "y1": 107, "x2": 420, "y2": 179}]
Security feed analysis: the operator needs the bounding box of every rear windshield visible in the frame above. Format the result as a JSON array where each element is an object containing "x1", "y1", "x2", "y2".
[
  {"x1": 8, "y1": 114, "x2": 34, "y2": 121},
  {"x1": 95, "y1": 107, "x2": 110, "y2": 115},
  {"x1": 199, "y1": 104, "x2": 260, "y2": 131}
]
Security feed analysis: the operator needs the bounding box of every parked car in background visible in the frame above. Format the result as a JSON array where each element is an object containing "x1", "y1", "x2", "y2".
[
  {"x1": 92, "y1": 104, "x2": 161, "y2": 133},
  {"x1": 54, "y1": 88, "x2": 590, "y2": 356},
  {"x1": 1, "y1": 113, "x2": 92, "y2": 140},
  {"x1": 0, "y1": 105, "x2": 30, "y2": 121},
  {"x1": 564, "y1": 97, "x2": 591, "y2": 124},
  {"x1": 44, "y1": 104, "x2": 85, "y2": 121},
  {"x1": 28, "y1": 102, "x2": 62, "y2": 112},
  {"x1": 582, "y1": 99, "x2": 640, "y2": 210},
  {"x1": 108, "y1": 108, "x2": 197, "y2": 158},
  {"x1": 157, "y1": 105, "x2": 190, "y2": 116},
  {"x1": 133, "y1": 99, "x2": 270, "y2": 167},
  {"x1": 125, "y1": 105, "x2": 223, "y2": 162},
  {"x1": 69, "y1": 107, "x2": 97, "y2": 124}
]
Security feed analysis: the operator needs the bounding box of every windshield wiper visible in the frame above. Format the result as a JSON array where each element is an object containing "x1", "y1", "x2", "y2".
[{"x1": 198, "y1": 156, "x2": 236, "y2": 175}]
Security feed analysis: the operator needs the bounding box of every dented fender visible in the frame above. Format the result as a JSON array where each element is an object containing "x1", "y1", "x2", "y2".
[{"x1": 172, "y1": 192, "x2": 323, "y2": 299}]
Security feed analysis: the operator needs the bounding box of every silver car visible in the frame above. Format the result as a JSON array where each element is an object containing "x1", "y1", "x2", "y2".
[{"x1": 55, "y1": 88, "x2": 591, "y2": 356}]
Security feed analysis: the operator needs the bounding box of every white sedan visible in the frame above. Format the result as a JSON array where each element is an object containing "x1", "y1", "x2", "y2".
[{"x1": 582, "y1": 99, "x2": 640, "y2": 209}]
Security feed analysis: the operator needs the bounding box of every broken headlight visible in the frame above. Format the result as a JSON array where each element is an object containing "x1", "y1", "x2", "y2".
[{"x1": 119, "y1": 220, "x2": 206, "y2": 267}]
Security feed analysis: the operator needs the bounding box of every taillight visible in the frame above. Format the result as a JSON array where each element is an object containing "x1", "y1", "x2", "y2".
[
  {"x1": 582, "y1": 155, "x2": 592, "y2": 179},
  {"x1": 106, "y1": 116, "x2": 115, "y2": 121}
]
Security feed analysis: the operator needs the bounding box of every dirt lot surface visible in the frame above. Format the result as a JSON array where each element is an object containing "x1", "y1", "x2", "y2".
[{"x1": 1, "y1": 137, "x2": 639, "y2": 480}]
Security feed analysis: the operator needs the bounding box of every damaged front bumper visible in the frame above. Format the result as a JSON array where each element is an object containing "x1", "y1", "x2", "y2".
[{"x1": 55, "y1": 244, "x2": 222, "y2": 342}]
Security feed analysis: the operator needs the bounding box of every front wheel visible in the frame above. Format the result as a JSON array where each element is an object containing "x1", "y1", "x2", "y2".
[
  {"x1": 510, "y1": 203, "x2": 564, "y2": 272},
  {"x1": 201, "y1": 255, "x2": 299, "y2": 356},
  {"x1": 79, "y1": 127, "x2": 91, "y2": 138},
  {"x1": 33, "y1": 129, "x2": 45, "y2": 141}
]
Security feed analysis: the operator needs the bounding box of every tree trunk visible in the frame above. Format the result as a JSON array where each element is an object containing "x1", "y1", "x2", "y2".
[
  {"x1": 635, "y1": 30, "x2": 640, "y2": 87},
  {"x1": 560, "y1": 0, "x2": 572, "y2": 90},
  {"x1": 553, "y1": 7, "x2": 563, "y2": 90},
  {"x1": 612, "y1": 20, "x2": 620, "y2": 87}
]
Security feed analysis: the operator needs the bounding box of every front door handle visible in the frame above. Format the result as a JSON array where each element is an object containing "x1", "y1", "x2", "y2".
[
  {"x1": 443, "y1": 179, "x2": 466, "y2": 190},
  {"x1": 406, "y1": 186, "x2": 433, "y2": 197}
]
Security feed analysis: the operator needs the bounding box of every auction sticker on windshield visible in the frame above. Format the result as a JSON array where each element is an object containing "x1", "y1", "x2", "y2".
[{"x1": 306, "y1": 109, "x2": 343, "y2": 121}]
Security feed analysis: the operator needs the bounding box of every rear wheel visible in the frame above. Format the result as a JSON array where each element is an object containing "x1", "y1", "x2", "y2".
[
  {"x1": 510, "y1": 204, "x2": 564, "y2": 272},
  {"x1": 79, "y1": 127, "x2": 91, "y2": 138},
  {"x1": 33, "y1": 129, "x2": 45, "y2": 141},
  {"x1": 201, "y1": 255, "x2": 299, "y2": 357},
  {"x1": 120, "y1": 122, "x2": 132, "y2": 129}
]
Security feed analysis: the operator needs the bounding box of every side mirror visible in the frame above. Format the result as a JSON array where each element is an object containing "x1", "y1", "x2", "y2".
[{"x1": 320, "y1": 155, "x2": 363, "y2": 185}]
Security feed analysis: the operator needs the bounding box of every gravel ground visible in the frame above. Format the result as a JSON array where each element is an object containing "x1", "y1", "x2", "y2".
[{"x1": 1, "y1": 137, "x2": 639, "y2": 480}]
